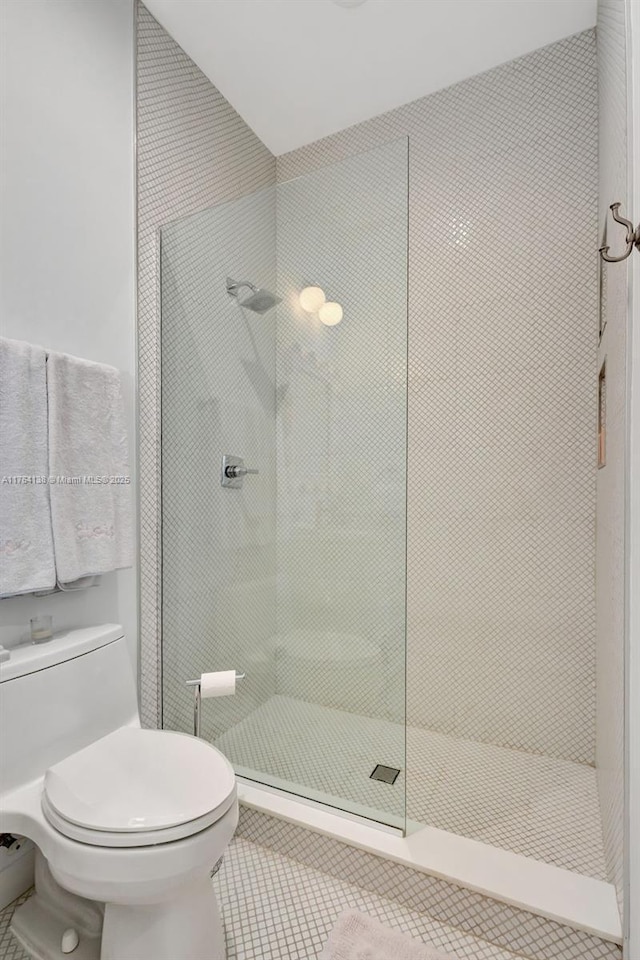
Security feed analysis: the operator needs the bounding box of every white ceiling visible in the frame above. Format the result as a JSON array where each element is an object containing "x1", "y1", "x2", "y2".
[{"x1": 143, "y1": 0, "x2": 597, "y2": 156}]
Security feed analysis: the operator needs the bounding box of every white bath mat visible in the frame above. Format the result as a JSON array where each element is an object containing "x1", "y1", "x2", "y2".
[{"x1": 319, "y1": 910, "x2": 457, "y2": 960}]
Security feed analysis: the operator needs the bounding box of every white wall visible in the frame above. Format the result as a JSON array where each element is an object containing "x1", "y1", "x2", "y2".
[
  {"x1": 0, "y1": 0, "x2": 137, "y2": 666},
  {"x1": 624, "y1": 1, "x2": 639, "y2": 954},
  {"x1": 596, "y1": 0, "x2": 629, "y2": 919}
]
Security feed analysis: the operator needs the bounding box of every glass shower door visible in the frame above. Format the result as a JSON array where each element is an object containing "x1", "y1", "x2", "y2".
[{"x1": 161, "y1": 138, "x2": 408, "y2": 830}]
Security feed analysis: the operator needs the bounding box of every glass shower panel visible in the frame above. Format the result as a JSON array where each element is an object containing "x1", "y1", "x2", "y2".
[
  {"x1": 161, "y1": 138, "x2": 408, "y2": 830},
  {"x1": 161, "y1": 185, "x2": 278, "y2": 751}
]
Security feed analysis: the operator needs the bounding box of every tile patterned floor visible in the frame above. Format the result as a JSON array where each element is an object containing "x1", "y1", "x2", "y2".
[
  {"x1": 0, "y1": 891, "x2": 29, "y2": 960},
  {"x1": 216, "y1": 695, "x2": 608, "y2": 879},
  {"x1": 216, "y1": 695, "x2": 407, "y2": 823},
  {"x1": 0, "y1": 838, "x2": 523, "y2": 960}
]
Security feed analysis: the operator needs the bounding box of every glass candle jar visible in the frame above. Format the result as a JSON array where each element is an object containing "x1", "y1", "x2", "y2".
[{"x1": 30, "y1": 615, "x2": 53, "y2": 643}]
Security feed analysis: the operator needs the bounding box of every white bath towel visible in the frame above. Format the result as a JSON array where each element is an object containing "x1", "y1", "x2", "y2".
[
  {"x1": 47, "y1": 351, "x2": 133, "y2": 583},
  {"x1": 0, "y1": 338, "x2": 57, "y2": 596},
  {"x1": 319, "y1": 911, "x2": 456, "y2": 960}
]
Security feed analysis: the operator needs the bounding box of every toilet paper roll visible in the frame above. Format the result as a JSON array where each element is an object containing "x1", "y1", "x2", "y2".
[{"x1": 200, "y1": 670, "x2": 236, "y2": 698}]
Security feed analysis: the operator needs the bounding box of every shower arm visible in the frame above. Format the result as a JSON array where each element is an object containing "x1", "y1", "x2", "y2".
[{"x1": 226, "y1": 278, "x2": 257, "y2": 299}]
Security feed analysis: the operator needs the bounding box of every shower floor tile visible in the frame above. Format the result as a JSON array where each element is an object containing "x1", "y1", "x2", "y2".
[
  {"x1": 216, "y1": 695, "x2": 607, "y2": 880},
  {"x1": 0, "y1": 838, "x2": 524, "y2": 960},
  {"x1": 216, "y1": 694, "x2": 406, "y2": 824}
]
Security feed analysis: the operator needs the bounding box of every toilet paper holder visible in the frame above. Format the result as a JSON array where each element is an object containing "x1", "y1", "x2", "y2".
[{"x1": 185, "y1": 673, "x2": 246, "y2": 738}]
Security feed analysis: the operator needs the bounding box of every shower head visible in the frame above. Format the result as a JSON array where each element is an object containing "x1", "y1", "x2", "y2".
[
  {"x1": 239, "y1": 287, "x2": 282, "y2": 314},
  {"x1": 226, "y1": 277, "x2": 282, "y2": 314}
]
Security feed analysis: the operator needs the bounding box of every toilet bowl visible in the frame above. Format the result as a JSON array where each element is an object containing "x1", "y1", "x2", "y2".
[{"x1": 0, "y1": 624, "x2": 238, "y2": 960}]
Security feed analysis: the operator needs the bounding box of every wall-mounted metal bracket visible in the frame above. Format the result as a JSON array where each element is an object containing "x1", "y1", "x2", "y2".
[
  {"x1": 599, "y1": 203, "x2": 640, "y2": 263},
  {"x1": 185, "y1": 674, "x2": 246, "y2": 737}
]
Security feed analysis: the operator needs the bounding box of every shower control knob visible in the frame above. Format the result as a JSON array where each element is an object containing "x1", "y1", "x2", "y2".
[
  {"x1": 221, "y1": 455, "x2": 259, "y2": 488},
  {"x1": 224, "y1": 464, "x2": 258, "y2": 479}
]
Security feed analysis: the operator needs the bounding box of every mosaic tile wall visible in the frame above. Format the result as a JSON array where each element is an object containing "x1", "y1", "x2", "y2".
[
  {"x1": 276, "y1": 31, "x2": 599, "y2": 765},
  {"x1": 136, "y1": 1, "x2": 275, "y2": 725},
  {"x1": 595, "y1": 0, "x2": 628, "y2": 918}
]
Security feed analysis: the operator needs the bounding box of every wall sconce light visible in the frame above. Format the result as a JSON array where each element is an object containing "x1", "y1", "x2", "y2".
[
  {"x1": 318, "y1": 301, "x2": 343, "y2": 326},
  {"x1": 299, "y1": 285, "x2": 326, "y2": 313}
]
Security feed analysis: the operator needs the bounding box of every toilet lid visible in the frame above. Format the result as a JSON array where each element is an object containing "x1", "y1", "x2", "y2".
[{"x1": 43, "y1": 727, "x2": 235, "y2": 833}]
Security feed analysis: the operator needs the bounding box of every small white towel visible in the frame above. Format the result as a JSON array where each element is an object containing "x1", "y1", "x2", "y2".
[
  {"x1": 47, "y1": 351, "x2": 133, "y2": 584},
  {"x1": 319, "y1": 911, "x2": 456, "y2": 960},
  {"x1": 0, "y1": 338, "x2": 57, "y2": 597}
]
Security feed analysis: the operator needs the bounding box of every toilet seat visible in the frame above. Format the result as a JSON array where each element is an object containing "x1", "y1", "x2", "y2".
[
  {"x1": 40, "y1": 791, "x2": 236, "y2": 847},
  {"x1": 42, "y1": 727, "x2": 236, "y2": 848}
]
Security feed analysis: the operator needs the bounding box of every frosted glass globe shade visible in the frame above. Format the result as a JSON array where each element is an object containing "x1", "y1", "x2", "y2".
[
  {"x1": 299, "y1": 286, "x2": 326, "y2": 313},
  {"x1": 319, "y1": 301, "x2": 343, "y2": 326}
]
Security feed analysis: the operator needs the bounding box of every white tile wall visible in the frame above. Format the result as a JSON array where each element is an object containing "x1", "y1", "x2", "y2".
[
  {"x1": 595, "y1": 0, "x2": 628, "y2": 918},
  {"x1": 136, "y1": 1, "x2": 276, "y2": 726},
  {"x1": 277, "y1": 31, "x2": 599, "y2": 766}
]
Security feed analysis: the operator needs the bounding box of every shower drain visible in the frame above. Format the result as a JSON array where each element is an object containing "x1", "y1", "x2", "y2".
[{"x1": 369, "y1": 764, "x2": 400, "y2": 785}]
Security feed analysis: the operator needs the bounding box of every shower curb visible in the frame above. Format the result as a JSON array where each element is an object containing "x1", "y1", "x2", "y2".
[{"x1": 237, "y1": 805, "x2": 622, "y2": 960}]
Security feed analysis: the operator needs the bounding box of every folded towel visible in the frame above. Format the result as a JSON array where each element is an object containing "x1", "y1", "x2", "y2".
[
  {"x1": 0, "y1": 338, "x2": 57, "y2": 597},
  {"x1": 47, "y1": 351, "x2": 133, "y2": 583},
  {"x1": 319, "y1": 911, "x2": 456, "y2": 960}
]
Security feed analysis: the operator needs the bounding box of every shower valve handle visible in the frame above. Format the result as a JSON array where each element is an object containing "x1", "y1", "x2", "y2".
[
  {"x1": 224, "y1": 464, "x2": 258, "y2": 479},
  {"x1": 221, "y1": 455, "x2": 258, "y2": 488}
]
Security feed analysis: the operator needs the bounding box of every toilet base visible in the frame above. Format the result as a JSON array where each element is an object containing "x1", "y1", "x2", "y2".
[
  {"x1": 11, "y1": 896, "x2": 102, "y2": 960},
  {"x1": 100, "y1": 873, "x2": 225, "y2": 960},
  {"x1": 10, "y1": 848, "x2": 227, "y2": 960},
  {"x1": 11, "y1": 849, "x2": 103, "y2": 960}
]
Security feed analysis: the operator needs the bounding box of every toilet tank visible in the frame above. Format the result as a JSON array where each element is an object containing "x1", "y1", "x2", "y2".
[{"x1": 0, "y1": 625, "x2": 139, "y2": 795}]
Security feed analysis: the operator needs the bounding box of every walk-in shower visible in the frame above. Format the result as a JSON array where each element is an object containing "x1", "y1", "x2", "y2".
[
  {"x1": 160, "y1": 138, "x2": 409, "y2": 831},
  {"x1": 159, "y1": 129, "x2": 609, "y2": 899}
]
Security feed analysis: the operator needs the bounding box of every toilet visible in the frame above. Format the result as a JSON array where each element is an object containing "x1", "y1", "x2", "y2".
[{"x1": 0, "y1": 624, "x2": 238, "y2": 960}]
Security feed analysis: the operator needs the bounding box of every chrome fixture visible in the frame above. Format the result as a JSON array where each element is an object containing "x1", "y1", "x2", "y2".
[
  {"x1": 186, "y1": 674, "x2": 246, "y2": 738},
  {"x1": 599, "y1": 203, "x2": 640, "y2": 263},
  {"x1": 221, "y1": 454, "x2": 259, "y2": 489},
  {"x1": 226, "y1": 277, "x2": 282, "y2": 314}
]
